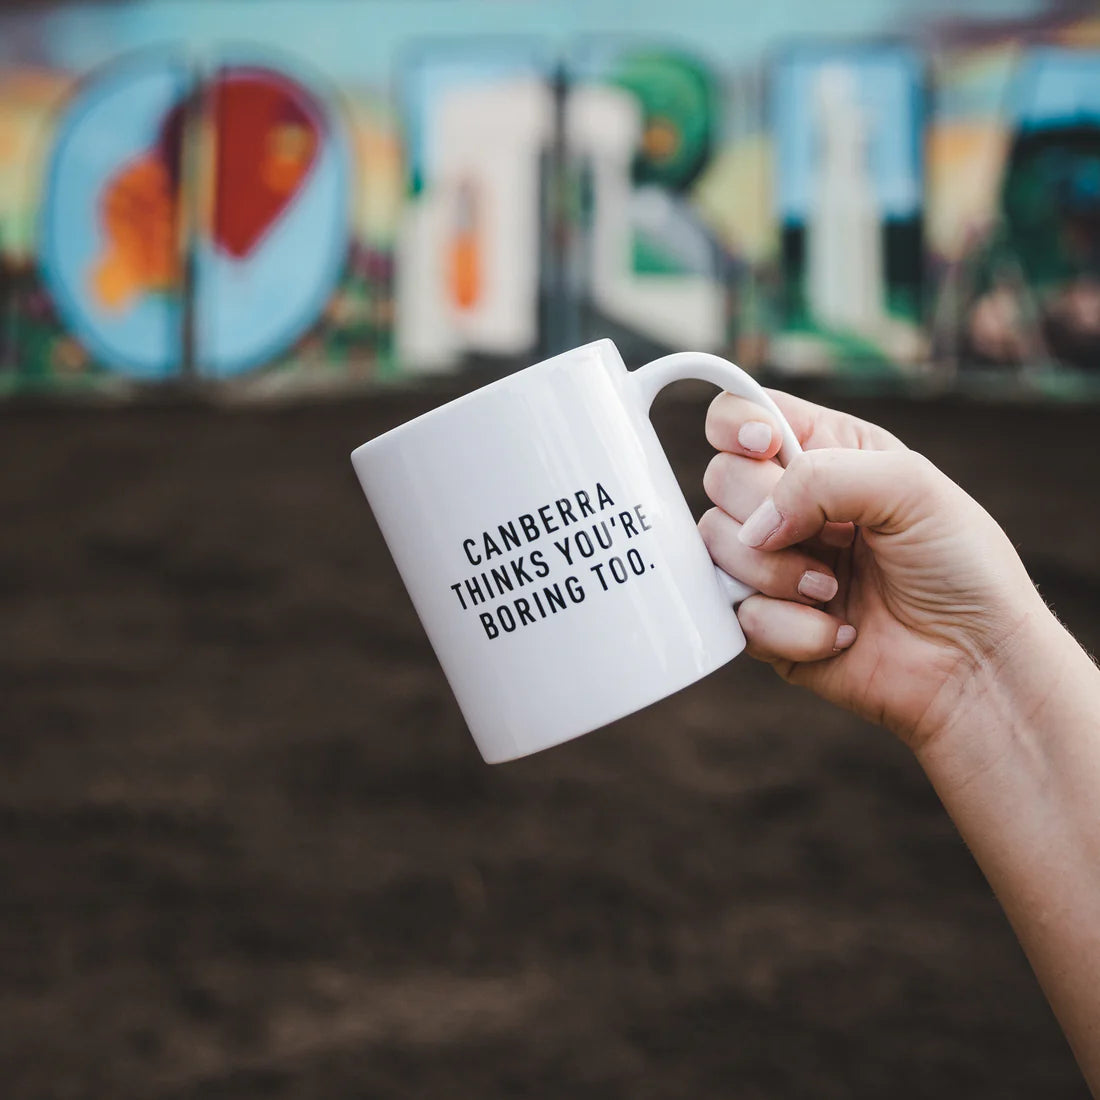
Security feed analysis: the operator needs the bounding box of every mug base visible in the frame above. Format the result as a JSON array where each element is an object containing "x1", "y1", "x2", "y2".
[{"x1": 475, "y1": 636, "x2": 746, "y2": 764}]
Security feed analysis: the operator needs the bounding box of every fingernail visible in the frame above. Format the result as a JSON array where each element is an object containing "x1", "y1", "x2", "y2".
[
  {"x1": 738, "y1": 421, "x2": 772, "y2": 454},
  {"x1": 798, "y1": 570, "x2": 838, "y2": 602},
  {"x1": 834, "y1": 625, "x2": 857, "y2": 651},
  {"x1": 738, "y1": 499, "x2": 782, "y2": 548}
]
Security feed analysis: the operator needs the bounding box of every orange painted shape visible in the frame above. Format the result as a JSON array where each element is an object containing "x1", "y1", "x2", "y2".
[
  {"x1": 448, "y1": 181, "x2": 481, "y2": 311},
  {"x1": 91, "y1": 153, "x2": 179, "y2": 312}
]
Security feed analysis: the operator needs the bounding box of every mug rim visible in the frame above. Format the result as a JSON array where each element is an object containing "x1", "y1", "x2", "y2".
[{"x1": 350, "y1": 338, "x2": 621, "y2": 463}]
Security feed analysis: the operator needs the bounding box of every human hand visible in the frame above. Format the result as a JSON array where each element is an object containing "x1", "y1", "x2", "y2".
[
  {"x1": 699, "y1": 390, "x2": 1052, "y2": 751},
  {"x1": 702, "y1": 390, "x2": 1100, "y2": 1090}
]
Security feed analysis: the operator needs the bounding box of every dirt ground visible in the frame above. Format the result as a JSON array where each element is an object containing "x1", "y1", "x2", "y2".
[{"x1": 1, "y1": 381, "x2": 1098, "y2": 1099}]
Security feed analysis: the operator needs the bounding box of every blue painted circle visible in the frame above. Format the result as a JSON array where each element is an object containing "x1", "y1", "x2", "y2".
[{"x1": 39, "y1": 54, "x2": 191, "y2": 379}]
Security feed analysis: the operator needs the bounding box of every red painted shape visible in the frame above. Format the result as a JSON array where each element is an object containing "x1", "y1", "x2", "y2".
[{"x1": 211, "y1": 68, "x2": 321, "y2": 259}]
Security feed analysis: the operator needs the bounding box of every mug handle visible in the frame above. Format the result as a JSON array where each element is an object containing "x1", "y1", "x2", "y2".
[{"x1": 630, "y1": 352, "x2": 804, "y2": 607}]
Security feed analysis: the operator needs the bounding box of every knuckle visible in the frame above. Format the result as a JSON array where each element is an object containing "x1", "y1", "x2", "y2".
[
  {"x1": 778, "y1": 449, "x2": 822, "y2": 504},
  {"x1": 697, "y1": 506, "x2": 725, "y2": 545},
  {"x1": 702, "y1": 453, "x2": 730, "y2": 504},
  {"x1": 909, "y1": 450, "x2": 942, "y2": 484},
  {"x1": 736, "y1": 593, "x2": 768, "y2": 632},
  {"x1": 897, "y1": 450, "x2": 945, "y2": 497},
  {"x1": 704, "y1": 392, "x2": 732, "y2": 447},
  {"x1": 898, "y1": 448, "x2": 930, "y2": 475},
  {"x1": 779, "y1": 448, "x2": 844, "y2": 509},
  {"x1": 783, "y1": 449, "x2": 816, "y2": 484},
  {"x1": 807, "y1": 447, "x2": 844, "y2": 476}
]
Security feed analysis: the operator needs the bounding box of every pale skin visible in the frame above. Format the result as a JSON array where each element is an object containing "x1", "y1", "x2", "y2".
[{"x1": 700, "y1": 389, "x2": 1100, "y2": 1090}]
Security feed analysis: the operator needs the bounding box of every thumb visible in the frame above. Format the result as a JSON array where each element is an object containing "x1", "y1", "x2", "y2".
[{"x1": 736, "y1": 448, "x2": 947, "y2": 551}]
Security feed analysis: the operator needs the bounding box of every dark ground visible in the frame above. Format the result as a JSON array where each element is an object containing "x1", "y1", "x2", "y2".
[{"x1": 2, "y1": 382, "x2": 1098, "y2": 1099}]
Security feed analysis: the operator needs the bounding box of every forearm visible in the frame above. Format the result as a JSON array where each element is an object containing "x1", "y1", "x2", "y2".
[{"x1": 917, "y1": 608, "x2": 1100, "y2": 1088}]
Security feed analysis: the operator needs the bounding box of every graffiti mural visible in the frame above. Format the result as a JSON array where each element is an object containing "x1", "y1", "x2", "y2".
[
  {"x1": 942, "y1": 49, "x2": 1100, "y2": 372},
  {"x1": 195, "y1": 62, "x2": 350, "y2": 377},
  {"x1": 40, "y1": 53, "x2": 189, "y2": 378},
  {"x1": 394, "y1": 41, "x2": 736, "y2": 374},
  {"x1": 568, "y1": 45, "x2": 730, "y2": 359},
  {"x1": 0, "y1": 1, "x2": 1098, "y2": 397},
  {"x1": 770, "y1": 44, "x2": 926, "y2": 375},
  {"x1": 395, "y1": 42, "x2": 551, "y2": 372},
  {"x1": 37, "y1": 51, "x2": 350, "y2": 381}
]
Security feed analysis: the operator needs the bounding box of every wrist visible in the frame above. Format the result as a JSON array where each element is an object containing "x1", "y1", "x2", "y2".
[
  {"x1": 912, "y1": 598, "x2": 1096, "y2": 797},
  {"x1": 905, "y1": 599, "x2": 1100, "y2": 1084}
]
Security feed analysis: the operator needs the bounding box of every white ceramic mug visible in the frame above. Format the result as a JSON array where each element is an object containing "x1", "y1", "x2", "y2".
[{"x1": 351, "y1": 339, "x2": 801, "y2": 763}]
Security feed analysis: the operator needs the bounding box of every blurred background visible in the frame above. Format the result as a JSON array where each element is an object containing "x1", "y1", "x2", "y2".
[{"x1": 2, "y1": 0, "x2": 1100, "y2": 1096}]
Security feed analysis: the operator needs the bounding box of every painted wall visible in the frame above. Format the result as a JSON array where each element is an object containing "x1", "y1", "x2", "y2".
[{"x1": 0, "y1": 1, "x2": 1097, "y2": 396}]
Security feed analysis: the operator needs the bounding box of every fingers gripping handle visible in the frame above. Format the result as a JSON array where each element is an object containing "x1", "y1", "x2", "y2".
[
  {"x1": 632, "y1": 352, "x2": 802, "y2": 462},
  {"x1": 631, "y1": 352, "x2": 803, "y2": 608}
]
